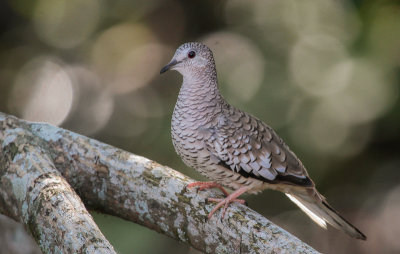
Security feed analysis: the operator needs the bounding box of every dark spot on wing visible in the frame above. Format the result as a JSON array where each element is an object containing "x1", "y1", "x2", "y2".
[{"x1": 218, "y1": 160, "x2": 313, "y2": 187}]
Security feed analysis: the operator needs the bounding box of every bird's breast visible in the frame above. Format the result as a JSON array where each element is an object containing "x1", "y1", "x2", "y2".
[{"x1": 171, "y1": 100, "x2": 219, "y2": 169}]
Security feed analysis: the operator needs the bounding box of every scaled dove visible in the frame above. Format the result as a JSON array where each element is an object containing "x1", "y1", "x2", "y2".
[{"x1": 160, "y1": 42, "x2": 366, "y2": 240}]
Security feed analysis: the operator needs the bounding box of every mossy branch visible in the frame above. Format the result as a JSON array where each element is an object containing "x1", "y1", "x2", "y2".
[
  {"x1": 0, "y1": 112, "x2": 319, "y2": 254},
  {"x1": 0, "y1": 114, "x2": 115, "y2": 253}
]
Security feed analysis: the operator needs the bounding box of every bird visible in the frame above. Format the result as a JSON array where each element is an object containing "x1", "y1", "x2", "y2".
[{"x1": 160, "y1": 42, "x2": 366, "y2": 240}]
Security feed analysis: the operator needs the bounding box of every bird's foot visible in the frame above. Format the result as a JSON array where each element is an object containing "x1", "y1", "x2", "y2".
[
  {"x1": 207, "y1": 197, "x2": 247, "y2": 205},
  {"x1": 206, "y1": 186, "x2": 249, "y2": 219},
  {"x1": 187, "y1": 181, "x2": 229, "y2": 196}
]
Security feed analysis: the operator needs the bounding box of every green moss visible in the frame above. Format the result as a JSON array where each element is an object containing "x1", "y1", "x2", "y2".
[
  {"x1": 27, "y1": 213, "x2": 41, "y2": 243},
  {"x1": 176, "y1": 189, "x2": 191, "y2": 204},
  {"x1": 8, "y1": 142, "x2": 19, "y2": 161},
  {"x1": 141, "y1": 169, "x2": 161, "y2": 186},
  {"x1": 231, "y1": 211, "x2": 247, "y2": 223}
]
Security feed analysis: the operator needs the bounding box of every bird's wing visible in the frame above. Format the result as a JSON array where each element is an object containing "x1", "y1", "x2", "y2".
[{"x1": 204, "y1": 107, "x2": 313, "y2": 187}]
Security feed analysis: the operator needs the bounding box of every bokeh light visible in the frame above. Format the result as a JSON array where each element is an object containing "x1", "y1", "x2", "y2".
[
  {"x1": 316, "y1": 59, "x2": 397, "y2": 125},
  {"x1": 1, "y1": 0, "x2": 400, "y2": 253},
  {"x1": 62, "y1": 66, "x2": 114, "y2": 135},
  {"x1": 202, "y1": 32, "x2": 265, "y2": 102},
  {"x1": 33, "y1": 0, "x2": 101, "y2": 49},
  {"x1": 250, "y1": 0, "x2": 360, "y2": 45},
  {"x1": 90, "y1": 23, "x2": 168, "y2": 94},
  {"x1": 367, "y1": 4, "x2": 400, "y2": 66},
  {"x1": 290, "y1": 34, "x2": 349, "y2": 96},
  {"x1": 376, "y1": 186, "x2": 400, "y2": 252},
  {"x1": 360, "y1": 185, "x2": 400, "y2": 254},
  {"x1": 103, "y1": 88, "x2": 164, "y2": 138},
  {"x1": 113, "y1": 43, "x2": 169, "y2": 93},
  {"x1": 8, "y1": 57, "x2": 73, "y2": 126}
]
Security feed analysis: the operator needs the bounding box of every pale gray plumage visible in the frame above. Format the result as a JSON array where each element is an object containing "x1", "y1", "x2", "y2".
[{"x1": 161, "y1": 42, "x2": 366, "y2": 240}]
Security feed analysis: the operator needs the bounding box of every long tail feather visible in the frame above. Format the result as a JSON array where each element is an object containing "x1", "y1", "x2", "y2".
[{"x1": 285, "y1": 192, "x2": 366, "y2": 240}]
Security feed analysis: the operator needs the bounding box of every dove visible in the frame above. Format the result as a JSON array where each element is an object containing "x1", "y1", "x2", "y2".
[{"x1": 160, "y1": 42, "x2": 366, "y2": 240}]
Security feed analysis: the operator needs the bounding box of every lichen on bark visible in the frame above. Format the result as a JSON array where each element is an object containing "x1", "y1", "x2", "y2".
[{"x1": 0, "y1": 114, "x2": 115, "y2": 254}]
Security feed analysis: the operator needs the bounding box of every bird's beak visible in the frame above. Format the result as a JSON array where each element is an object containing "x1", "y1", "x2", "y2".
[{"x1": 160, "y1": 59, "x2": 179, "y2": 74}]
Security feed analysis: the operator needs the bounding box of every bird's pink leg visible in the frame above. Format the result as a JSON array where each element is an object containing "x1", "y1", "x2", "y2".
[
  {"x1": 187, "y1": 181, "x2": 247, "y2": 208},
  {"x1": 207, "y1": 186, "x2": 249, "y2": 219},
  {"x1": 187, "y1": 181, "x2": 230, "y2": 196}
]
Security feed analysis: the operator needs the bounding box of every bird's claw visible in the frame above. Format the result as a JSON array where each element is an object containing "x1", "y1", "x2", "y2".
[
  {"x1": 206, "y1": 197, "x2": 247, "y2": 219},
  {"x1": 188, "y1": 183, "x2": 249, "y2": 220}
]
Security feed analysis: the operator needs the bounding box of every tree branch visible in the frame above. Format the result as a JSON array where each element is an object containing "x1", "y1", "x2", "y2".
[
  {"x1": 0, "y1": 112, "x2": 319, "y2": 254},
  {"x1": 0, "y1": 114, "x2": 115, "y2": 253}
]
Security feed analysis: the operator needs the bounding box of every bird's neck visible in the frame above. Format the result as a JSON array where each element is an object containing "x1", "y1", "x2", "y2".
[
  {"x1": 179, "y1": 78, "x2": 221, "y2": 104},
  {"x1": 182, "y1": 64, "x2": 218, "y2": 85}
]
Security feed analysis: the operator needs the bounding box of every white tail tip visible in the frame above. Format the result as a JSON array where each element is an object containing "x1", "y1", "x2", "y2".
[{"x1": 285, "y1": 193, "x2": 327, "y2": 229}]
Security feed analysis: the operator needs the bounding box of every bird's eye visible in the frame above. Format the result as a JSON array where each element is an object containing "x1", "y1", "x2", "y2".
[{"x1": 188, "y1": 51, "x2": 196, "y2": 59}]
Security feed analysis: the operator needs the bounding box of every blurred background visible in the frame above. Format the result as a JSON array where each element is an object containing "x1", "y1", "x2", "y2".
[{"x1": 0, "y1": 0, "x2": 399, "y2": 253}]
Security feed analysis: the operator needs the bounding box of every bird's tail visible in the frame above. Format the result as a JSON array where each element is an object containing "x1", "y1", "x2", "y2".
[{"x1": 285, "y1": 190, "x2": 366, "y2": 240}]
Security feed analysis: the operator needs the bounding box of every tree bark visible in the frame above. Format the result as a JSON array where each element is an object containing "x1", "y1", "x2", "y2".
[
  {"x1": 0, "y1": 112, "x2": 319, "y2": 254},
  {"x1": 0, "y1": 113, "x2": 116, "y2": 253}
]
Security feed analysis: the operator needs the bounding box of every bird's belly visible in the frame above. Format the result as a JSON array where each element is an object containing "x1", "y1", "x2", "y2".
[
  {"x1": 172, "y1": 134, "x2": 264, "y2": 193},
  {"x1": 206, "y1": 166, "x2": 266, "y2": 193},
  {"x1": 172, "y1": 126, "x2": 268, "y2": 193},
  {"x1": 171, "y1": 126, "x2": 201, "y2": 169}
]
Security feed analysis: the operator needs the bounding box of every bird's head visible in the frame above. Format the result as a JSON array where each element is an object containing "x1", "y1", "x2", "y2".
[{"x1": 160, "y1": 42, "x2": 216, "y2": 80}]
